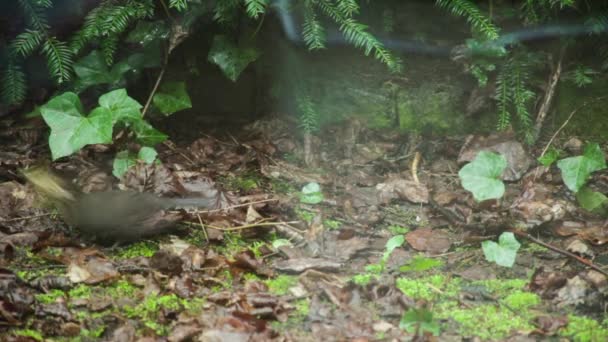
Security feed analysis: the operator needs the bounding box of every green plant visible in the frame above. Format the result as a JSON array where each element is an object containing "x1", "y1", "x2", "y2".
[
  {"x1": 458, "y1": 151, "x2": 507, "y2": 202},
  {"x1": 557, "y1": 143, "x2": 606, "y2": 193},
  {"x1": 352, "y1": 234, "x2": 404, "y2": 285},
  {"x1": 482, "y1": 232, "x2": 521, "y2": 268},
  {"x1": 400, "y1": 308, "x2": 441, "y2": 336}
]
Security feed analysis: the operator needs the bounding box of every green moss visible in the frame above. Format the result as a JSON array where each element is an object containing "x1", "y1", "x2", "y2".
[
  {"x1": 123, "y1": 294, "x2": 184, "y2": 335},
  {"x1": 106, "y1": 279, "x2": 139, "y2": 298},
  {"x1": 113, "y1": 241, "x2": 158, "y2": 259},
  {"x1": 293, "y1": 298, "x2": 310, "y2": 318},
  {"x1": 474, "y1": 278, "x2": 527, "y2": 294},
  {"x1": 446, "y1": 304, "x2": 534, "y2": 339},
  {"x1": 221, "y1": 174, "x2": 261, "y2": 192},
  {"x1": 323, "y1": 218, "x2": 342, "y2": 230},
  {"x1": 503, "y1": 291, "x2": 540, "y2": 310},
  {"x1": 13, "y1": 329, "x2": 43, "y2": 341},
  {"x1": 69, "y1": 284, "x2": 93, "y2": 299},
  {"x1": 387, "y1": 225, "x2": 410, "y2": 235},
  {"x1": 295, "y1": 208, "x2": 314, "y2": 224},
  {"x1": 562, "y1": 315, "x2": 608, "y2": 342},
  {"x1": 270, "y1": 178, "x2": 296, "y2": 194},
  {"x1": 35, "y1": 289, "x2": 65, "y2": 304},
  {"x1": 554, "y1": 80, "x2": 608, "y2": 140},
  {"x1": 399, "y1": 256, "x2": 443, "y2": 273},
  {"x1": 265, "y1": 275, "x2": 298, "y2": 295},
  {"x1": 396, "y1": 275, "x2": 461, "y2": 301}
]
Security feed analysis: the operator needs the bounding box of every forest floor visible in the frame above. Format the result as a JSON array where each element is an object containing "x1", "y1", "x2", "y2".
[{"x1": 1, "y1": 114, "x2": 607, "y2": 341}]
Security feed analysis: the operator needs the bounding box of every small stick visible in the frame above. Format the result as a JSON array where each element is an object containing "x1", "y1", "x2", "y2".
[
  {"x1": 0, "y1": 213, "x2": 54, "y2": 223},
  {"x1": 195, "y1": 198, "x2": 278, "y2": 213},
  {"x1": 539, "y1": 95, "x2": 607, "y2": 158},
  {"x1": 510, "y1": 229, "x2": 608, "y2": 277},
  {"x1": 203, "y1": 220, "x2": 301, "y2": 232}
]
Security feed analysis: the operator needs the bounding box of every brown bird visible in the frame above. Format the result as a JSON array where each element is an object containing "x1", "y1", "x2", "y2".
[{"x1": 23, "y1": 166, "x2": 216, "y2": 244}]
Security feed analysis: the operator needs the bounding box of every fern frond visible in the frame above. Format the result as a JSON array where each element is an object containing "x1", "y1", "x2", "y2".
[
  {"x1": 316, "y1": 0, "x2": 401, "y2": 72},
  {"x1": 70, "y1": 0, "x2": 154, "y2": 55},
  {"x1": 18, "y1": 0, "x2": 50, "y2": 32},
  {"x1": 297, "y1": 94, "x2": 320, "y2": 133},
  {"x1": 213, "y1": 0, "x2": 241, "y2": 24},
  {"x1": 303, "y1": 3, "x2": 326, "y2": 50},
  {"x1": 101, "y1": 34, "x2": 119, "y2": 66},
  {"x1": 495, "y1": 62, "x2": 512, "y2": 130},
  {"x1": 585, "y1": 13, "x2": 608, "y2": 34},
  {"x1": 337, "y1": 0, "x2": 359, "y2": 17},
  {"x1": 42, "y1": 37, "x2": 74, "y2": 84},
  {"x1": 10, "y1": 29, "x2": 44, "y2": 57},
  {"x1": 1, "y1": 61, "x2": 27, "y2": 106},
  {"x1": 169, "y1": 0, "x2": 189, "y2": 11},
  {"x1": 244, "y1": 0, "x2": 268, "y2": 19},
  {"x1": 435, "y1": 0, "x2": 499, "y2": 40}
]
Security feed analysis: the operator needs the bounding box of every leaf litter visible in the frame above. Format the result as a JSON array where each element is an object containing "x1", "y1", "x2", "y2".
[{"x1": 0, "y1": 116, "x2": 607, "y2": 340}]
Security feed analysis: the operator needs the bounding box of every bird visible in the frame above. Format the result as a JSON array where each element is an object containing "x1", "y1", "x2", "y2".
[{"x1": 22, "y1": 166, "x2": 216, "y2": 244}]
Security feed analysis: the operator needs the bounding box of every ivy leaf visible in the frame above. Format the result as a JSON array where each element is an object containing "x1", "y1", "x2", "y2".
[
  {"x1": 98, "y1": 88, "x2": 142, "y2": 123},
  {"x1": 538, "y1": 147, "x2": 560, "y2": 167},
  {"x1": 399, "y1": 308, "x2": 440, "y2": 336},
  {"x1": 152, "y1": 81, "x2": 192, "y2": 115},
  {"x1": 126, "y1": 20, "x2": 169, "y2": 46},
  {"x1": 73, "y1": 50, "x2": 112, "y2": 89},
  {"x1": 382, "y1": 235, "x2": 404, "y2": 263},
  {"x1": 557, "y1": 143, "x2": 606, "y2": 192},
  {"x1": 208, "y1": 35, "x2": 260, "y2": 82},
  {"x1": 138, "y1": 146, "x2": 158, "y2": 164},
  {"x1": 271, "y1": 239, "x2": 293, "y2": 249},
  {"x1": 129, "y1": 120, "x2": 168, "y2": 146},
  {"x1": 112, "y1": 150, "x2": 137, "y2": 178},
  {"x1": 482, "y1": 232, "x2": 520, "y2": 267},
  {"x1": 576, "y1": 186, "x2": 608, "y2": 215},
  {"x1": 113, "y1": 147, "x2": 158, "y2": 178},
  {"x1": 300, "y1": 182, "x2": 324, "y2": 204},
  {"x1": 40, "y1": 93, "x2": 113, "y2": 160},
  {"x1": 458, "y1": 151, "x2": 507, "y2": 202}
]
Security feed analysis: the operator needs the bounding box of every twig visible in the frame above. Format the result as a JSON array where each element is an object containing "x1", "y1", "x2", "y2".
[
  {"x1": 141, "y1": 62, "x2": 167, "y2": 118},
  {"x1": 193, "y1": 198, "x2": 278, "y2": 214},
  {"x1": 196, "y1": 212, "x2": 209, "y2": 243},
  {"x1": 202, "y1": 220, "x2": 301, "y2": 232},
  {"x1": 411, "y1": 151, "x2": 421, "y2": 184},
  {"x1": 510, "y1": 229, "x2": 608, "y2": 277},
  {"x1": 533, "y1": 46, "x2": 565, "y2": 141},
  {"x1": 539, "y1": 95, "x2": 608, "y2": 158},
  {"x1": 1, "y1": 213, "x2": 54, "y2": 223}
]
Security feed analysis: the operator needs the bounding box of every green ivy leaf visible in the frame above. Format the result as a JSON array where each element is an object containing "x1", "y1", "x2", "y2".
[
  {"x1": 482, "y1": 232, "x2": 520, "y2": 268},
  {"x1": 73, "y1": 51, "x2": 139, "y2": 92},
  {"x1": 138, "y1": 146, "x2": 158, "y2": 164},
  {"x1": 458, "y1": 151, "x2": 507, "y2": 202},
  {"x1": 152, "y1": 81, "x2": 192, "y2": 115},
  {"x1": 576, "y1": 186, "x2": 608, "y2": 215},
  {"x1": 382, "y1": 235, "x2": 404, "y2": 262},
  {"x1": 271, "y1": 239, "x2": 293, "y2": 249},
  {"x1": 73, "y1": 51, "x2": 112, "y2": 88},
  {"x1": 300, "y1": 182, "x2": 324, "y2": 204},
  {"x1": 399, "y1": 308, "x2": 440, "y2": 336},
  {"x1": 557, "y1": 143, "x2": 606, "y2": 192},
  {"x1": 126, "y1": 20, "x2": 169, "y2": 46},
  {"x1": 208, "y1": 35, "x2": 260, "y2": 82},
  {"x1": 113, "y1": 147, "x2": 158, "y2": 178},
  {"x1": 112, "y1": 150, "x2": 137, "y2": 178},
  {"x1": 538, "y1": 147, "x2": 560, "y2": 167},
  {"x1": 129, "y1": 120, "x2": 168, "y2": 146},
  {"x1": 40, "y1": 92, "x2": 113, "y2": 160},
  {"x1": 98, "y1": 88, "x2": 142, "y2": 123}
]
